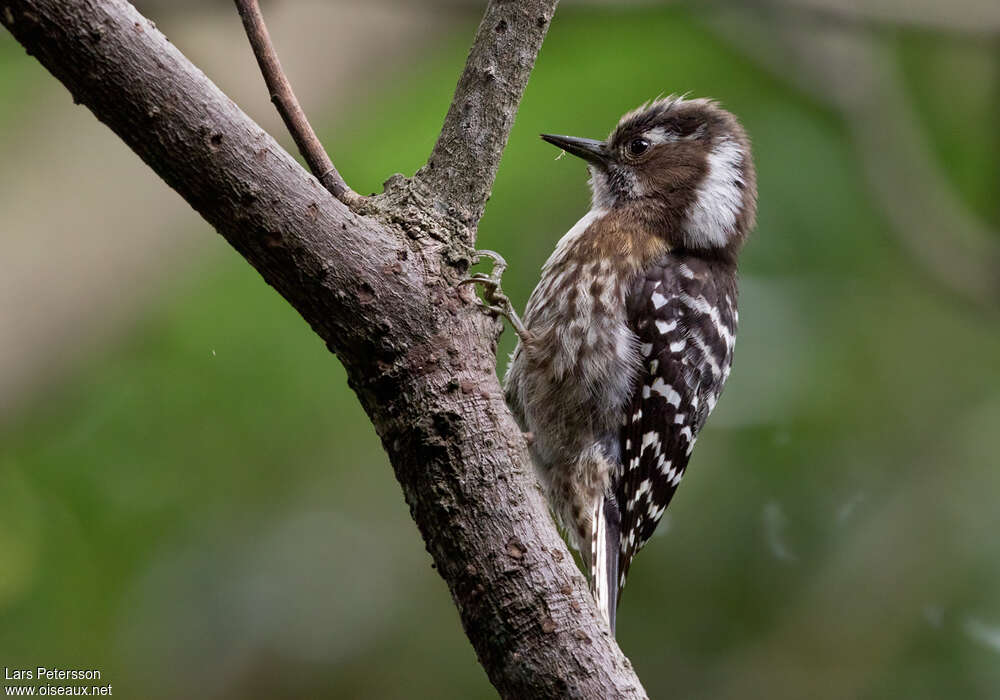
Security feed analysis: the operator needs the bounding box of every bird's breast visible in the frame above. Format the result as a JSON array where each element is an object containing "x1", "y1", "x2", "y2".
[{"x1": 505, "y1": 209, "x2": 665, "y2": 464}]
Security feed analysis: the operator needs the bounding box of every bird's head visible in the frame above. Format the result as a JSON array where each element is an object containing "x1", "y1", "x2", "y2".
[{"x1": 541, "y1": 95, "x2": 757, "y2": 255}]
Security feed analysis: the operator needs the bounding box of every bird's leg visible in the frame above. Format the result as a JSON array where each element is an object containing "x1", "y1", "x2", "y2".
[{"x1": 459, "y1": 250, "x2": 529, "y2": 342}]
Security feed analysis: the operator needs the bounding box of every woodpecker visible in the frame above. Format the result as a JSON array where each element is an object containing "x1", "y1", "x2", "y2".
[{"x1": 470, "y1": 96, "x2": 756, "y2": 632}]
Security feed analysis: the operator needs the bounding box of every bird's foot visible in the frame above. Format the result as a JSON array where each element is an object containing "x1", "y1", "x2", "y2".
[{"x1": 459, "y1": 250, "x2": 528, "y2": 341}]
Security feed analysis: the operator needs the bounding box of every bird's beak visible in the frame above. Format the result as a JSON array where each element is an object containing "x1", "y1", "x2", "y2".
[{"x1": 540, "y1": 133, "x2": 609, "y2": 167}]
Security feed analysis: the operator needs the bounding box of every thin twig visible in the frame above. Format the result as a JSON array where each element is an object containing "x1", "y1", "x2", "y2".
[{"x1": 233, "y1": 0, "x2": 361, "y2": 206}]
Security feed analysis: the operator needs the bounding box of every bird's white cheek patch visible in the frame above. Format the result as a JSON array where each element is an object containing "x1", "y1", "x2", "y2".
[{"x1": 684, "y1": 138, "x2": 743, "y2": 249}]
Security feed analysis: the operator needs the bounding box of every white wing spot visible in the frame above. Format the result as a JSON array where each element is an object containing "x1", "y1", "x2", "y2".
[
  {"x1": 630, "y1": 478, "x2": 652, "y2": 507},
  {"x1": 687, "y1": 328, "x2": 722, "y2": 378},
  {"x1": 655, "y1": 319, "x2": 677, "y2": 335},
  {"x1": 681, "y1": 293, "x2": 734, "y2": 350},
  {"x1": 640, "y1": 431, "x2": 660, "y2": 454},
  {"x1": 649, "y1": 378, "x2": 681, "y2": 407},
  {"x1": 651, "y1": 291, "x2": 668, "y2": 309}
]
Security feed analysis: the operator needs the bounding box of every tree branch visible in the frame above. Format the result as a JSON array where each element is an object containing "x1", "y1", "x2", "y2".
[
  {"x1": 416, "y1": 0, "x2": 559, "y2": 234},
  {"x1": 233, "y1": 0, "x2": 360, "y2": 206},
  {"x1": 1, "y1": 0, "x2": 647, "y2": 697}
]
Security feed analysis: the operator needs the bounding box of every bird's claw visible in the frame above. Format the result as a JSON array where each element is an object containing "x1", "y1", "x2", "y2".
[{"x1": 459, "y1": 250, "x2": 528, "y2": 341}]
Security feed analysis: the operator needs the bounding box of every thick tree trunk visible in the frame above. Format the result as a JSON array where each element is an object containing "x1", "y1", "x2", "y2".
[{"x1": 1, "y1": 1, "x2": 648, "y2": 697}]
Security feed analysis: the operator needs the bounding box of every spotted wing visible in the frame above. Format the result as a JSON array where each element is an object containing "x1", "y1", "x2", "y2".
[{"x1": 615, "y1": 254, "x2": 737, "y2": 590}]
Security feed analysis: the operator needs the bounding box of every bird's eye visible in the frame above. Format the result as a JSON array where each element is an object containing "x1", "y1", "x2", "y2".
[{"x1": 628, "y1": 138, "x2": 650, "y2": 156}]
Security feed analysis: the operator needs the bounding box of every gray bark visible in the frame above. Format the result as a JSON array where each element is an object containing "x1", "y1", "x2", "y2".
[{"x1": 1, "y1": 0, "x2": 648, "y2": 697}]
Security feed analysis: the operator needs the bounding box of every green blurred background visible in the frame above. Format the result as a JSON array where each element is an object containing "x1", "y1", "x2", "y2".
[{"x1": 2, "y1": 1, "x2": 999, "y2": 698}]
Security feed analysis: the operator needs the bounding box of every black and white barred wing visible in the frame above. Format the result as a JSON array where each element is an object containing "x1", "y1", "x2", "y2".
[{"x1": 616, "y1": 255, "x2": 737, "y2": 588}]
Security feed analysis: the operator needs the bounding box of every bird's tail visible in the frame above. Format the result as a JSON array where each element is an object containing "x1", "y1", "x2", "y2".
[{"x1": 591, "y1": 494, "x2": 621, "y2": 634}]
